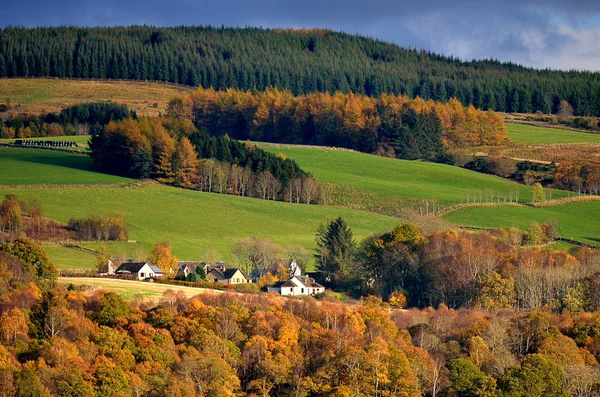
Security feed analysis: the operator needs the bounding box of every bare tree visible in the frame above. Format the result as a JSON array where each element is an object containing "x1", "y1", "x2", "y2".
[
  {"x1": 254, "y1": 172, "x2": 271, "y2": 199},
  {"x1": 267, "y1": 176, "x2": 281, "y2": 200},
  {"x1": 301, "y1": 176, "x2": 320, "y2": 204},
  {"x1": 292, "y1": 178, "x2": 303, "y2": 203},
  {"x1": 557, "y1": 100, "x2": 574, "y2": 121},
  {"x1": 237, "y1": 167, "x2": 253, "y2": 197},
  {"x1": 213, "y1": 164, "x2": 228, "y2": 194}
]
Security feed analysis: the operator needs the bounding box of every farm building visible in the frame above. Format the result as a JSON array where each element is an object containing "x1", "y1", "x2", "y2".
[
  {"x1": 268, "y1": 275, "x2": 325, "y2": 296},
  {"x1": 114, "y1": 262, "x2": 164, "y2": 280}
]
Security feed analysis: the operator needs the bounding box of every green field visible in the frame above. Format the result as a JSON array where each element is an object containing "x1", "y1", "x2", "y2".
[
  {"x1": 261, "y1": 145, "x2": 567, "y2": 206},
  {"x1": 506, "y1": 123, "x2": 600, "y2": 145},
  {"x1": 44, "y1": 245, "x2": 98, "y2": 270},
  {"x1": 445, "y1": 201, "x2": 600, "y2": 244},
  {"x1": 1, "y1": 184, "x2": 399, "y2": 263},
  {"x1": 59, "y1": 277, "x2": 221, "y2": 300},
  {"x1": 0, "y1": 147, "x2": 134, "y2": 185}
]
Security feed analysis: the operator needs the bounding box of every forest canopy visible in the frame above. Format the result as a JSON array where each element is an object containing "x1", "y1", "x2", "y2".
[{"x1": 1, "y1": 26, "x2": 599, "y2": 115}]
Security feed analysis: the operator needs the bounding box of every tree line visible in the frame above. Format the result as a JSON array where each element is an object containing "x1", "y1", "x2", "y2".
[
  {"x1": 2, "y1": 26, "x2": 600, "y2": 115},
  {"x1": 183, "y1": 87, "x2": 507, "y2": 158},
  {"x1": 89, "y1": 118, "x2": 320, "y2": 203},
  {"x1": 310, "y1": 217, "x2": 600, "y2": 314},
  {"x1": 0, "y1": 102, "x2": 134, "y2": 138},
  {"x1": 458, "y1": 155, "x2": 600, "y2": 195}
]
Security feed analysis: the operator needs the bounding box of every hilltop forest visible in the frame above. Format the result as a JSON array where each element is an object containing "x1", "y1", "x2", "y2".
[{"x1": 1, "y1": 26, "x2": 600, "y2": 116}]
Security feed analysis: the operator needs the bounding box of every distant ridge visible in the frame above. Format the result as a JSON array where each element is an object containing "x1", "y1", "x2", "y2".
[{"x1": 1, "y1": 26, "x2": 599, "y2": 116}]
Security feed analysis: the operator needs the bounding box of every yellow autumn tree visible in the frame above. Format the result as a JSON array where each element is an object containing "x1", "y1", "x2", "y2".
[
  {"x1": 151, "y1": 242, "x2": 179, "y2": 277},
  {"x1": 176, "y1": 137, "x2": 199, "y2": 189}
]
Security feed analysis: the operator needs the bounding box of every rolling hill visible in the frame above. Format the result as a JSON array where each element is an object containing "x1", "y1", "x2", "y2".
[
  {"x1": 260, "y1": 144, "x2": 569, "y2": 213},
  {"x1": 1, "y1": 26, "x2": 599, "y2": 116}
]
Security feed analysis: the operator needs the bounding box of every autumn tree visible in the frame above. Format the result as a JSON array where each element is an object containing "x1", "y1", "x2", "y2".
[
  {"x1": 475, "y1": 271, "x2": 516, "y2": 310},
  {"x1": 356, "y1": 223, "x2": 426, "y2": 298},
  {"x1": 531, "y1": 183, "x2": 545, "y2": 204},
  {"x1": 175, "y1": 137, "x2": 199, "y2": 188},
  {"x1": 96, "y1": 245, "x2": 111, "y2": 273},
  {"x1": 447, "y1": 358, "x2": 497, "y2": 397},
  {"x1": 151, "y1": 242, "x2": 179, "y2": 277},
  {"x1": 95, "y1": 292, "x2": 129, "y2": 326},
  {"x1": 498, "y1": 354, "x2": 568, "y2": 397}
]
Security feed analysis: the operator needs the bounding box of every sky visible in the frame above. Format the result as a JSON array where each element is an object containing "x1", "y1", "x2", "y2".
[{"x1": 2, "y1": 0, "x2": 600, "y2": 71}]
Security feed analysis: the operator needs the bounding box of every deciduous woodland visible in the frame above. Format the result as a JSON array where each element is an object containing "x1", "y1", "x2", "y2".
[
  {"x1": 89, "y1": 117, "x2": 319, "y2": 203},
  {"x1": 2, "y1": 26, "x2": 600, "y2": 116},
  {"x1": 186, "y1": 87, "x2": 507, "y2": 151},
  {"x1": 3, "y1": 238, "x2": 600, "y2": 396}
]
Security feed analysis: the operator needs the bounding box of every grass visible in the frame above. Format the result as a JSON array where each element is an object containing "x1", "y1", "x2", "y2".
[
  {"x1": 261, "y1": 145, "x2": 568, "y2": 206},
  {"x1": 1, "y1": 184, "x2": 400, "y2": 262},
  {"x1": 506, "y1": 123, "x2": 600, "y2": 145},
  {"x1": 0, "y1": 78, "x2": 192, "y2": 116},
  {"x1": 0, "y1": 147, "x2": 134, "y2": 185},
  {"x1": 44, "y1": 245, "x2": 98, "y2": 270},
  {"x1": 445, "y1": 201, "x2": 600, "y2": 244},
  {"x1": 58, "y1": 277, "x2": 222, "y2": 300}
]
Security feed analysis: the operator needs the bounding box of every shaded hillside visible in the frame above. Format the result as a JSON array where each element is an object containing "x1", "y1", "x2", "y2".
[{"x1": 1, "y1": 26, "x2": 599, "y2": 115}]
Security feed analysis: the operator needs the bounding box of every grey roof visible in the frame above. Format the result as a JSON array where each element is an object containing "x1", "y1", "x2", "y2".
[{"x1": 149, "y1": 265, "x2": 164, "y2": 274}]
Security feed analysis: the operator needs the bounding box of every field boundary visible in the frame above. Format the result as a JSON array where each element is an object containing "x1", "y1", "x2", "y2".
[
  {"x1": 505, "y1": 119, "x2": 600, "y2": 135},
  {"x1": 0, "y1": 76, "x2": 196, "y2": 90},
  {"x1": 0, "y1": 142, "x2": 89, "y2": 155},
  {"x1": 0, "y1": 180, "x2": 155, "y2": 190}
]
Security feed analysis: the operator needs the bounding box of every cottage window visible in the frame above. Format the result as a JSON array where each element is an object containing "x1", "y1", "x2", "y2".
[
  {"x1": 301, "y1": 288, "x2": 304, "y2": 294},
  {"x1": 140, "y1": 273, "x2": 145, "y2": 278}
]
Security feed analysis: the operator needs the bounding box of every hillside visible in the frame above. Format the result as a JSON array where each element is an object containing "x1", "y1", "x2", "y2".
[
  {"x1": 1, "y1": 26, "x2": 599, "y2": 115},
  {"x1": 0, "y1": 78, "x2": 192, "y2": 116},
  {"x1": 445, "y1": 200, "x2": 600, "y2": 245},
  {"x1": 506, "y1": 122, "x2": 600, "y2": 145},
  {"x1": 0, "y1": 146, "x2": 134, "y2": 185},
  {"x1": 0, "y1": 147, "x2": 400, "y2": 269},
  {"x1": 260, "y1": 144, "x2": 568, "y2": 213}
]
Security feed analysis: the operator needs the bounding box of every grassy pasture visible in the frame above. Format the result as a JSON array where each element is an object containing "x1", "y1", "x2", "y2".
[
  {"x1": 506, "y1": 123, "x2": 600, "y2": 145},
  {"x1": 445, "y1": 201, "x2": 600, "y2": 244},
  {"x1": 0, "y1": 78, "x2": 192, "y2": 116},
  {"x1": 261, "y1": 145, "x2": 568, "y2": 206},
  {"x1": 44, "y1": 245, "x2": 98, "y2": 270},
  {"x1": 1, "y1": 184, "x2": 400, "y2": 262},
  {"x1": 0, "y1": 146, "x2": 134, "y2": 185},
  {"x1": 59, "y1": 277, "x2": 222, "y2": 300}
]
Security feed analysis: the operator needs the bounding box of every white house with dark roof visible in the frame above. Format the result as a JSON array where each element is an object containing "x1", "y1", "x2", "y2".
[
  {"x1": 114, "y1": 262, "x2": 164, "y2": 280},
  {"x1": 268, "y1": 275, "x2": 325, "y2": 296}
]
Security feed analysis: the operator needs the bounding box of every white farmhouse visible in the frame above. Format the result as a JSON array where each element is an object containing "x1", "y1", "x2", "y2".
[
  {"x1": 114, "y1": 262, "x2": 164, "y2": 280},
  {"x1": 268, "y1": 275, "x2": 325, "y2": 296}
]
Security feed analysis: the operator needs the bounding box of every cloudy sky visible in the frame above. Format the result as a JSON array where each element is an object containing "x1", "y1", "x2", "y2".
[{"x1": 2, "y1": 0, "x2": 600, "y2": 71}]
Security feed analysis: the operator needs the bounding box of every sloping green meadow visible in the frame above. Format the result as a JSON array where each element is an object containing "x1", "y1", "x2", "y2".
[{"x1": 506, "y1": 123, "x2": 600, "y2": 145}]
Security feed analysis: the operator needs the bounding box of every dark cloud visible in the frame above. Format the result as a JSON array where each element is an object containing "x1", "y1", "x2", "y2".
[{"x1": 1, "y1": 0, "x2": 599, "y2": 70}]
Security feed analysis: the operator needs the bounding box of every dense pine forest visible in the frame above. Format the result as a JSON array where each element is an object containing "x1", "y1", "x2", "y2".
[{"x1": 2, "y1": 26, "x2": 600, "y2": 116}]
